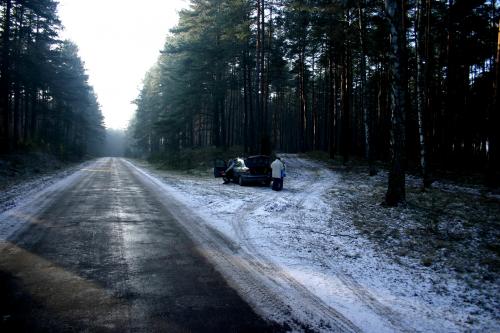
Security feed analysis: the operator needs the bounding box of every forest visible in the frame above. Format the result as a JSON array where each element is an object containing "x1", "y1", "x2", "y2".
[
  {"x1": 0, "y1": 0, "x2": 104, "y2": 159},
  {"x1": 128, "y1": 0, "x2": 500, "y2": 205}
]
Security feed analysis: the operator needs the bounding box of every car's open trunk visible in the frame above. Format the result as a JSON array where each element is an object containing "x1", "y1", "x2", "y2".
[{"x1": 244, "y1": 155, "x2": 271, "y2": 175}]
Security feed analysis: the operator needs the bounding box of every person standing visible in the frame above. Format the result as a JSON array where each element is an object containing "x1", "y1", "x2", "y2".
[{"x1": 271, "y1": 157, "x2": 285, "y2": 191}]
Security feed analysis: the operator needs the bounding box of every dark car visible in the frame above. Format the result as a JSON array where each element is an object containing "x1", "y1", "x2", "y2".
[{"x1": 214, "y1": 155, "x2": 272, "y2": 186}]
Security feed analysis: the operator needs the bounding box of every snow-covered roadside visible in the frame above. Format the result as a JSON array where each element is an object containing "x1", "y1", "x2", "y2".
[
  {"x1": 128, "y1": 156, "x2": 499, "y2": 333},
  {"x1": 0, "y1": 160, "x2": 95, "y2": 241}
]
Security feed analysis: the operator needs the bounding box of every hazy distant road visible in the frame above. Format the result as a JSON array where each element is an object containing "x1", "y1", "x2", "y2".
[{"x1": 0, "y1": 158, "x2": 279, "y2": 332}]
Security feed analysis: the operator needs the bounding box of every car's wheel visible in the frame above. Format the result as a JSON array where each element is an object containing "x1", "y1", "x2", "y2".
[{"x1": 238, "y1": 176, "x2": 245, "y2": 186}]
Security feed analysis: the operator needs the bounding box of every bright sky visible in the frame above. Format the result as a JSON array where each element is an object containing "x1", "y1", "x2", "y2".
[{"x1": 58, "y1": 0, "x2": 188, "y2": 129}]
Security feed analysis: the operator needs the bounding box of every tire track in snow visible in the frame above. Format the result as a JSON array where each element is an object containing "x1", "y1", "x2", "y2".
[
  {"x1": 308, "y1": 164, "x2": 415, "y2": 333},
  {"x1": 335, "y1": 273, "x2": 414, "y2": 333},
  {"x1": 232, "y1": 155, "x2": 413, "y2": 332},
  {"x1": 126, "y1": 159, "x2": 360, "y2": 332},
  {"x1": 230, "y1": 156, "x2": 361, "y2": 332},
  {"x1": 298, "y1": 160, "x2": 414, "y2": 332},
  {"x1": 126, "y1": 157, "x2": 411, "y2": 332},
  {"x1": 123, "y1": 159, "x2": 308, "y2": 331},
  {"x1": 289, "y1": 158, "x2": 413, "y2": 332}
]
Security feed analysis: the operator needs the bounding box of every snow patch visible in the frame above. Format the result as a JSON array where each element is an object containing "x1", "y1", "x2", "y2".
[
  {"x1": 0, "y1": 160, "x2": 93, "y2": 241},
  {"x1": 127, "y1": 155, "x2": 499, "y2": 332}
]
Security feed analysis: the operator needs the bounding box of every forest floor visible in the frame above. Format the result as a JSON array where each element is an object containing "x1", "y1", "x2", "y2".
[{"x1": 131, "y1": 154, "x2": 499, "y2": 332}]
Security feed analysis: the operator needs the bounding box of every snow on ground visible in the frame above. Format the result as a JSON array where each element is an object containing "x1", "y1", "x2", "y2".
[
  {"x1": 0, "y1": 155, "x2": 497, "y2": 332},
  {"x1": 0, "y1": 160, "x2": 93, "y2": 240},
  {"x1": 129, "y1": 155, "x2": 499, "y2": 333}
]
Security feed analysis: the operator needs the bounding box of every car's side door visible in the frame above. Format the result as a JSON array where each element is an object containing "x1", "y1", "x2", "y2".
[{"x1": 213, "y1": 159, "x2": 227, "y2": 178}]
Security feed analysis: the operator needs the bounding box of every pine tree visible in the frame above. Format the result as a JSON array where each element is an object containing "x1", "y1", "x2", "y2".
[{"x1": 384, "y1": 0, "x2": 407, "y2": 206}]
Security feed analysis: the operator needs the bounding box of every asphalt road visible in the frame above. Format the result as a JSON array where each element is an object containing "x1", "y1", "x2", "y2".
[{"x1": 0, "y1": 158, "x2": 282, "y2": 332}]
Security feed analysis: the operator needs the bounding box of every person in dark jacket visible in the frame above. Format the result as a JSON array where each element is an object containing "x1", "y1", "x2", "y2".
[{"x1": 223, "y1": 159, "x2": 236, "y2": 184}]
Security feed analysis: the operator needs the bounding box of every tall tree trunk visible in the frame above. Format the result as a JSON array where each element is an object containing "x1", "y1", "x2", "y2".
[
  {"x1": 328, "y1": 42, "x2": 336, "y2": 159},
  {"x1": 444, "y1": 0, "x2": 456, "y2": 168},
  {"x1": 30, "y1": 88, "x2": 38, "y2": 141},
  {"x1": 340, "y1": 40, "x2": 351, "y2": 164},
  {"x1": 248, "y1": 56, "x2": 255, "y2": 153},
  {"x1": 219, "y1": 94, "x2": 226, "y2": 149},
  {"x1": 260, "y1": 0, "x2": 271, "y2": 155},
  {"x1": 13, "y1": 81, "x2": 20, "y2": 149},
  {"x1": 358, "y1": 0, "x2": 377, "y2": 175},
  {"x1": 255, "y1": 0, "x2": 262, "y2": 153},
  {"x1": 243, "y1": 51, "x2": 249, "y2": 153},
  {"x1": 321, "y1": 66, "x2": 327, "y2": 151},
  {"x1": 213, "y1": 27, "x2": 224, "y2": 148},
  {"x1": 299, "y1": 49, "x2": 307, "y2": 152},
  {"x1": 12, "y1": 3, "x2": 25, "y2": 150},
  {"x1": 384, "y1": 0, "x2": 407, "y2": 206},
  {"x1": 212, "y1": 95, "x2": 221, "y2": 147},
  {"x1": 415, "y1": 0, "x2": 431, "y2": 188},
  {"x1": 488, "y1": 18, "x2": 500, "y2": 187},
  {"x1": 312, "y1": 53, "x2": 318, "y2": 150},
  {"x1": 0, "y1": 0, "x2": 12, "y2": 152}
]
